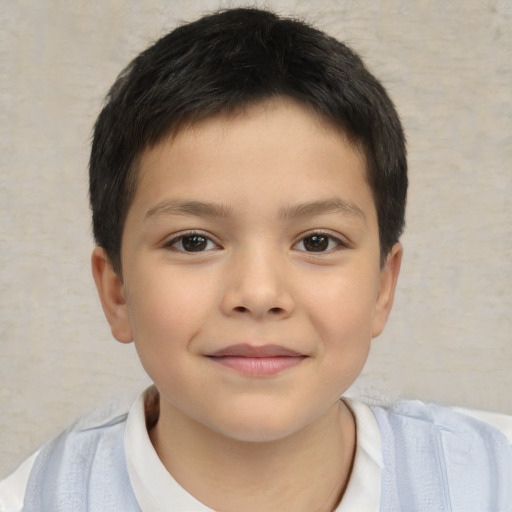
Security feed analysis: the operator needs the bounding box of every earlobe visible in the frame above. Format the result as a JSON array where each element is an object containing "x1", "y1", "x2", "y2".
[
  {"x1": 372, "y1": 242, "x2": 403, "y2": 338},
  {"x1": 91, "y1": 247, "x2": 134, "y2": 344}
]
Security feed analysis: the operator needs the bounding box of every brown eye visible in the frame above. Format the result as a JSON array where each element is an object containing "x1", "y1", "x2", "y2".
[
  {"x1": 294, "y1": 233, "x2": 343, "y2": 253},
  {"x1": 167, "y1": 233, "x2": 218, "y2": 252},
  {"x1": 181, "y1": 235, "x2": 208, "y2": 251},
  {"x1": 303, "y1": 234, "x2": 329, "y2": 252}
]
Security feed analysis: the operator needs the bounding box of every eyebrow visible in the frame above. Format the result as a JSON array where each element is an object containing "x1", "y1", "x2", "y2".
[
  {"x1": 279, "y1": 198, "x2": 367, "y2": 224},
  {"x1": 145, "y1": 200, "x2": 233, "y2": 220},
  {"x1": 145, "y1": 198, "x2": 366, "y2": 223}
]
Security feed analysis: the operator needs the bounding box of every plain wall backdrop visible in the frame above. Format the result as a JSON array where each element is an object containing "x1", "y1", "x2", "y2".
[{"x1": 1, "y1": 0, "x2": 511, "y2": 477}]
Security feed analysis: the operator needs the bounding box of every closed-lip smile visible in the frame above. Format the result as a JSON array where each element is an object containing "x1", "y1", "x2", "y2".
[{"x1": 207, "y1": 344, "x2": 307, "y2": 376}]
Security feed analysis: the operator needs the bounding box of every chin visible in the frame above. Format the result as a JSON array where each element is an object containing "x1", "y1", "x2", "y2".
[
  {"x1": 206, "y1": 409, "x2": 313, "y2": 444},
  {"x1": 219, "y1": 425, "x2": 299, "y2": 444}
]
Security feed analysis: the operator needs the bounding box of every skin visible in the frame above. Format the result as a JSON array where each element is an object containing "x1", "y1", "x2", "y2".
[{"x1": 92, "y1": 98, "x2": 402, "y2": 511}]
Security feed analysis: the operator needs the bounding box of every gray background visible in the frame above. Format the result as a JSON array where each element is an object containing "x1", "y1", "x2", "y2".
[{"x1": 1, "y1": 0, "x2": 511, "y2": 477}]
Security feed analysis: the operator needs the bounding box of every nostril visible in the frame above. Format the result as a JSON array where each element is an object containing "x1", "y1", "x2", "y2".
[{"x1": 233, "y1": 306, "x2": 283, "y2": 314}]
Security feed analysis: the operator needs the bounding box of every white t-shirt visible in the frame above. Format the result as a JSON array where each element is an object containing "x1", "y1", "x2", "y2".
[{"x1": 1, "y1": 388, "x2": 511, "y2": 512}]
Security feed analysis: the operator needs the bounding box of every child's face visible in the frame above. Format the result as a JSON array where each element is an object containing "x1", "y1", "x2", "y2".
[{"x1": 94, "y1": 98, "x2": 401, "y2": 442}]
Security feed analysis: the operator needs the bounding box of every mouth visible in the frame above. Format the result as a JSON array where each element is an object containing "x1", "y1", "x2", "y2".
[{"x1": 206, "y1": 344, "x2": 307, "y2": 376}]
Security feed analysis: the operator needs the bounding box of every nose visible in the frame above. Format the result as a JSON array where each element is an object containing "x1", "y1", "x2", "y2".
[{"x1": 220, "y1": 248, "x2": 295, "y2": 320}]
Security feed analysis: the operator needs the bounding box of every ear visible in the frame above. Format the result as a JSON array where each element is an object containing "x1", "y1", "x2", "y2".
[
  {"x1": 372, "y1": 242, "x2": 403, "y2": 338},
  {"x1": 91, "y1": 247, "x2": 133, "y2": 343}
]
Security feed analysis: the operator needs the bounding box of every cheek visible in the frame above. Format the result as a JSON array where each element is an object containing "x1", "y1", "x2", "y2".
[
  {"x1": 302, "y1": 268, "x2": 379, "y2": 392},
  {"x1": 125, "y1": 270, "x2": 215, "y2": 347},
  {"x1": 304, "y1": 269, "x2": 379, "y2": 341},
  {"x1": 125, "y1": 274, "x2": 216, "y2": 394}
]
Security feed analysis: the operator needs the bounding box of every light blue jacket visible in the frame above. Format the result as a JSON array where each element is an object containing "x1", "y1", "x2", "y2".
[
  {"x1": 373, "y1": 401, "x2": 512, "y2": 511},
  {"x1": 22, "y1": 401, "x2": 512, "y2": 511}
]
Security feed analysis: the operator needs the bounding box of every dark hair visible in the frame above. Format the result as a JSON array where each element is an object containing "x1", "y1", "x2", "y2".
[{"x1": 90, "y1": 7, "x2": 407, "y2": 274}]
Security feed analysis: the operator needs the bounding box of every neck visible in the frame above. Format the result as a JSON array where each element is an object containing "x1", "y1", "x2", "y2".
[{"x1": 149, "y1": 397, "x2": 356, "y2": 512}]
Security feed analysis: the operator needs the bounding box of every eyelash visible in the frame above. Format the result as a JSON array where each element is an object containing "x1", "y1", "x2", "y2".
[
  {"x1": 163, "y1": 231, "x2": 220, "y2": 253},
  {"x1": 163, "y1": 230, "x2": 346, "y2": 254},
  {"x1": 293, "y1": 231, "x2": 347, "y2": 253}
]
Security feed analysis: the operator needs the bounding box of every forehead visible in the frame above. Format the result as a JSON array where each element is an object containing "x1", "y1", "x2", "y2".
[{"x1": 129, "y1": 98, "x2": 375, "y2": 223}]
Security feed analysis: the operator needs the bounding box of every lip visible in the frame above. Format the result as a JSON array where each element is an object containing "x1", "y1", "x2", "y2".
[{"x1": 207, "y1": 344, "x2": 307, "y2": 376}]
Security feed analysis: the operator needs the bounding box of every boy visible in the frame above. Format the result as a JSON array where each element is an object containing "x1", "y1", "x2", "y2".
[{"x1": 1, "y1": 7, "x2": 511, "y2": 511}]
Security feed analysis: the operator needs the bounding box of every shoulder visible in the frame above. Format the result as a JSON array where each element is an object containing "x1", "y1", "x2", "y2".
[
  {"x1": 372, "y1": 399, "x2": 512, "y2": 464},
  {"x1": 0, "y1": 451, "x2": 39, "y2": 512},
  {"x1": 452, "y1": 405, "x2": 512, "y2": 444},
  {"x1": 371, "y1": 400, "x2": 512, "y2": 511},
  {"x1": 373, "y1": 399, "x2": 512, "y2": 446},
  {"x1": 0, "y1": 399, "x2": 131, "y2": 512}
]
